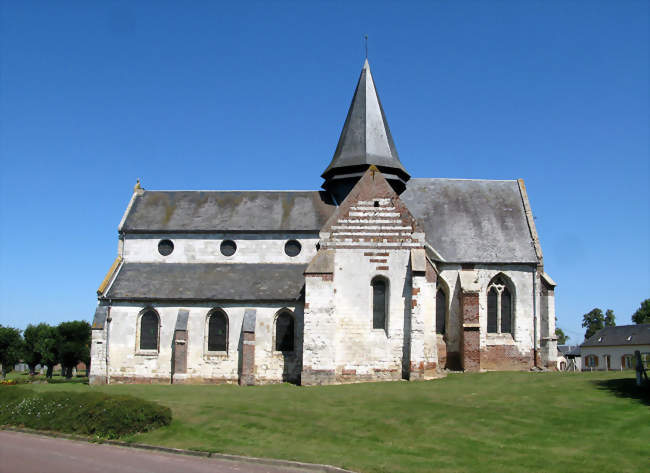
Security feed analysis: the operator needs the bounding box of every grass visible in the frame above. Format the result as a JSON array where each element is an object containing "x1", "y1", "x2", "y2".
[
  {"x1": 5, "y1": 371, "x2": 649, "y2": 473},
  {"x1": 4, "y1": 371, "x2": 88, "y2": 384}
]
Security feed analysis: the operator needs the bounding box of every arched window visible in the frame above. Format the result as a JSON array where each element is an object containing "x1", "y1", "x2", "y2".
[
  {"x1": 371, "y1": 277, "x2": 388, "y2": 330},
  {"x1": 139, "y1": 309, "x2": 159, "y2": 350},
  {"x1": 487, "y1": 275, "x2": 514, "y2": 334},
  {"x1": 585, "y1": 355, "x2": 598, "y2": 368},
  {"x1": 207, "y1": 310, "x2": 228, "y2": 352},
  {"x1": 436, "y1": 286, "x2": 447, "y2": 334},
  {"x1": 275, "y1": 311, "x2": 294, "y2": 352}
]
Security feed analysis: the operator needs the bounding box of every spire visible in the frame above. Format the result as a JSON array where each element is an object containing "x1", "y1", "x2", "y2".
[{"x1": 322, "y1": 59, "x2": 410, "y2": 202}]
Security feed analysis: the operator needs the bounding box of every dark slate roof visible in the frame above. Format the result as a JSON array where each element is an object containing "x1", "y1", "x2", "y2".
[
  {"x1": 92, "y1": 306, "x2": 108, "y2": 329},
  {"x1": 105, "y1": 263, "x2": 307, "y2": 301},
  {"x1": 401, "y1": 179, "x2": 538, "y2": 263},
  {"x1": 582, "y1": 324, "x2": 650, "y2": 347},
  {"x1": 321, "y1": 59, "x2": 409, "y2": 182},
  {"x1": 558, "y1": 345, "x2": 581, "y2": 356},
  {"x1": 121, "y1": 191, "x2": 335, "y2": 233},
  {"x1": 175, "y1": 309, "x2": 189, "y2": 330}
]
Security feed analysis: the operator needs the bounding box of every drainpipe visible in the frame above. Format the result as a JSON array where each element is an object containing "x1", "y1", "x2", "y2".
[
  {"x1": 532, "y1": 267, "x2": 538, "y2": 368},
  {"x1": 106, "y1": 304, "x2": 112, "y2": 384}
]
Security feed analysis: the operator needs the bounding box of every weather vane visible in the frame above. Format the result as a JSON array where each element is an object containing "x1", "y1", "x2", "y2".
[{"x1": 364, "y1": 34, "x2": 368, "y2": 59}]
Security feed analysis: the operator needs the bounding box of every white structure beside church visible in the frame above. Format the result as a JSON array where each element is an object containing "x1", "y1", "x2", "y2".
[{"x1": 90, "y1": 60, "x2": 558, "y2": 385}]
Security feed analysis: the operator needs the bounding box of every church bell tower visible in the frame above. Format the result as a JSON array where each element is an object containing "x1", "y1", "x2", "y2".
[{"x1": 321, "y1": 59, "x2": 410, "y2": 203}]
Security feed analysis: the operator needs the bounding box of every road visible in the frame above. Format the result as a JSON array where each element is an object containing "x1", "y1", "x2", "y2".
[{"x1": 0, "y1": 431, "x2": 311, "y2": 473}]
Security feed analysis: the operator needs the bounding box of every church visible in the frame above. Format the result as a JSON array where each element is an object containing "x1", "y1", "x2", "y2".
[{"x1": 90, "y1": 60, "x2": 558, "y2": 385}]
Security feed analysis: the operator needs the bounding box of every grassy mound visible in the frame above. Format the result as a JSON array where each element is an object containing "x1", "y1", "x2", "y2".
[{"x1": 0, "y1": 387, "x2": 171, "y2": 439}]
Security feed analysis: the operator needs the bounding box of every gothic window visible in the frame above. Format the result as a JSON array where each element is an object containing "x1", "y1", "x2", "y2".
[
  {"x1": 436, "y1": 286, "x2": 447, "y2": 334},
  {"x1": 372, "y1": 277, "x2": 388, "y2": 330},
  {"x1": 275, "y1": 311, "x2": 294, "y2": 352},
  {"x1": 487, "y1": 275, "x2": 514, "y2": 335},
  {"x1": 139, "y1": 309, "x2": 159, "y2": 351},
  {"x1": 207, "y1": 310, "x2": 228, "y2": 352}
]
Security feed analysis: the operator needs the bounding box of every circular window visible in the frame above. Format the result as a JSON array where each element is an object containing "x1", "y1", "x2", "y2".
[
  {"x1": 284, "y1": 240, "x2": 301, "y2": 257},
  {"x1": 220, "y1": 240, "x2": 237, "y2": 256},
  {"x1": 158, "y1": 239, "x2": 174, "y2": 256}
]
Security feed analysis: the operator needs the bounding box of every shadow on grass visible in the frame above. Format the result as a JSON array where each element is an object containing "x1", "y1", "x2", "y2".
[{"x1": 594, "y1": 377, "x2": 650, "y2": 406}]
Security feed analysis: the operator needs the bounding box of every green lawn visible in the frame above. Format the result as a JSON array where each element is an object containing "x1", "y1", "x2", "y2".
[{"x1": 7, "y1": 371, "x2": 649, "y2": 473}]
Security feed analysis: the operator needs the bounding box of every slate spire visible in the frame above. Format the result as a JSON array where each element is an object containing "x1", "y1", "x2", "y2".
[{"x1": 322, "y1": 59, "x2": 410, "y2": 203}]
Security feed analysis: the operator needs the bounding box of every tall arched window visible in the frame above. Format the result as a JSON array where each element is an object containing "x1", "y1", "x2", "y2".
[
  {"x1": 487, "y1": 275, "x2": 513, "y2": 334},
  {"x1": 207, "y1": 310, "x2": 228, "y2": 352},
  {"x1": 371, "y1": 277, "x2": 388, "y2": 330},
  {"x1": 275, "y1": 311, "x2": 294, "y2": 352},
  {"x1": 436, "y1": 286, "x2": 447, "y2": 334},
  {"x1": 139, "y1": 309, "x2": 159, "y2": 350}
]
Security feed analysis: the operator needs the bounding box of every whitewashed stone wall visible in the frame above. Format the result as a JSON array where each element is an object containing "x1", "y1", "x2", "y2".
[
  {"x1": 94, "y1": 301, "x2": 303, "y2": 384},
  {"x1": 121, "y1": 233, "x2": 319, "y2": 264}
]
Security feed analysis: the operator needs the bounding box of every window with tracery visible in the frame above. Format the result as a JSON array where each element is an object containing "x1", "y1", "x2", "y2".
[{"x1": 487, "y1": 275, "x2": 513, "y2": 334}]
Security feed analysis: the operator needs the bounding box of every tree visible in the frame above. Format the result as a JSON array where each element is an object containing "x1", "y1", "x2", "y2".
[
  {"x1": 57, "y1": 321, "x2": 91, "y2": 378},
  {"x1": 23, "y1": 323, "x2": 52, "y2": 375},
  {"x1": 35, "y1": 324, "x2": 60, "y2": 379},
  {"x1": 632, "y1": 299, "x2": 650, "y2": 324},
  {"x1": 582, "y1": 308, "x2": 605, "y2": 340},
  {"x1": 0, "y1": 325, "x2": 24, "y2": 379},
  {"x1": 604, "y1": 309, "x2": 616, "y2": 327},
  {"x1": 555, "y1": 327, "x2": 569, "y2": 344}
]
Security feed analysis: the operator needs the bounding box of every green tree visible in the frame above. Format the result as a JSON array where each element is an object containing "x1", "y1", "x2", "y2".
[
  {"x1": 582, "y1": 308, "x2": 605, "y2": 340},
  {"x1": 23, "y1": 323, "x2": 52, "y2": 375},
  {"x1": 555, "y1": 327, "x2": 569, "y2": 344},
  {"x1": 632, "y1": 299, "x2": 650, "y2": 324},
  {"x1": 604, "y1": 309, "x2": 616, "y2": 327},
  {"x1": 36, "y1": 324, "x2": 60, "y2": 378},
  {"x1": 57, "y1": 321, "x2": 91, "y2": 378},
  {"x1": 0, "y1": 325, "x2": 24, "y2": 379}
]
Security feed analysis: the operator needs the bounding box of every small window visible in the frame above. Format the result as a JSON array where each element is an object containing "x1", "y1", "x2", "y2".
[
  {"x1": 372, "y1": 277, "x2": 388, "y2": 330},
  {"x1": 275, "y1": 311, "x2": 294, "y2": 352},
  {"x1": 220, "y1": 240, "x2": 237, "y2": 256},
  {"x1": 139, "y1": 309, "x2": 159, "y2": 350},
  {"x1": 158, "y1": 239, "x2": 174, "y2": 256},
  {"x1": 436, "y1": 287, "x2": 446, "y2": 334},
  {"x1": 208, "y1": 310, "x2": 228, "y2": 352},
  {"x1": 374, "y1": 200, "x2": 380, "y2": 207},
  {"x1": 284, "y1": 240, "x2": 301, "y2": 257}
]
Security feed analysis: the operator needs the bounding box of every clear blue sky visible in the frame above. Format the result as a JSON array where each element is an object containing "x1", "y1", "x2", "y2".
[{"x1": 1, "y1": 1, "x2": 648, "y2": 343}]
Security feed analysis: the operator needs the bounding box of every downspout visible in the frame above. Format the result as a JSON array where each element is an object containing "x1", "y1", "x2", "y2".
[
  {"x1": 106, "y1": 304, "x2": 112, "y2": 384},
  {"x1": 532, "y1": 267, "x2": 538, "y2": 368}
]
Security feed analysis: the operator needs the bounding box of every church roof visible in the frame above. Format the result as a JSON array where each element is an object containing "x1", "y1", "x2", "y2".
[
  {"x1": 400, "y1": 178, "x2": 538, "y2": 263},
  {"x1": 120, "y1": 190, "x2": 336, "y2": 233},
  {"x1": 118, "y1": 177, "x2": 539, "y2": 263},
  {"x1": 321, "y1": 59, "x2": 409, "y2": 183},
  {"x1": 104, "y1": 263, "x2": 307, "y2": 301}
]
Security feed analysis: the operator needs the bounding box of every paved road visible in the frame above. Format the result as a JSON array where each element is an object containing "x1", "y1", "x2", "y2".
[{"x1": 0, "y1": 431, "x2": 310, "y2": 473}]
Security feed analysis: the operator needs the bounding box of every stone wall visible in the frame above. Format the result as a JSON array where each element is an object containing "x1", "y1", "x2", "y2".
[{"x1": 91, "y1": 302, "x2": 304, "y2": 385}]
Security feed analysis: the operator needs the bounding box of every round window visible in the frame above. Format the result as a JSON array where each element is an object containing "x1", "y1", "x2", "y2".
[
  {"x1": 284, "y1": 240, "x2": 301, "y2": 257},
  {"x1": 220, "y1": 240, "x2": 237, "y2": 256},
  {"x1": 158, "y1": 239, "x2": 174, "y2": 256}
]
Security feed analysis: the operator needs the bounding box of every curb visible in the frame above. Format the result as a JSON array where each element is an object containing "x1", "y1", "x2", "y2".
[{"x1": 1, "y1": 426, "x2": 356, "y2": 472}]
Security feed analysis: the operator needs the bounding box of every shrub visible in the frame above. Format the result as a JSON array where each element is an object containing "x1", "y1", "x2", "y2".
[{"x1": 0, "y1": 387, "x2": 171, "y2": 439}]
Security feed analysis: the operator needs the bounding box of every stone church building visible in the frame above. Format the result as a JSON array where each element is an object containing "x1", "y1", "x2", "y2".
[{"x1": 90, "y1": 60, "x2": 558, "y2": 385}]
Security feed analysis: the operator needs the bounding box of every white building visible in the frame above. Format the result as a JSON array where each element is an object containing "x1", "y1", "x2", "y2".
[
  {"x1": 581, "y1": 325, "x2": 650, "y2": 371},
  {"x1": 90, "y1": 60, "x2": 557, "y2": 385}
]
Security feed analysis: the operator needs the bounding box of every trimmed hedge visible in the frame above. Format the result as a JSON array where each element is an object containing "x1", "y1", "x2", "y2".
[{"x1": 0, "y1": 387, "x2": 171, "y2": 438}]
